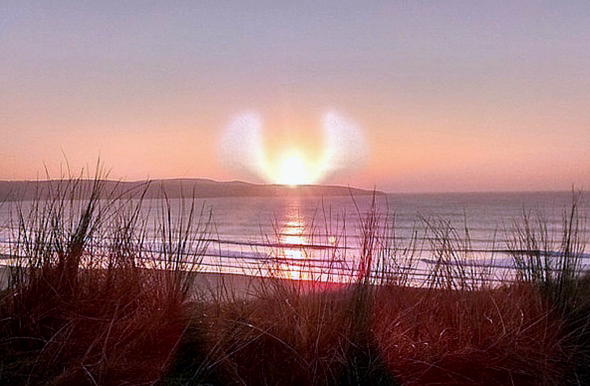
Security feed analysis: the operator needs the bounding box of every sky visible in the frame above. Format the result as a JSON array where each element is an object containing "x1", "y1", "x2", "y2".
[{"x1": 1, "y1": 0, "x2": 589, "y2": 192}]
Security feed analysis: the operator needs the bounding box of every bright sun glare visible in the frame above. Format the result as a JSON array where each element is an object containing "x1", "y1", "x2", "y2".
[
  {"x1": 276, "y1": 151, "x2": 311, "y2": 186},
  {"x1": 221, "y1": 111, "x2": 366, "y2": 186}
]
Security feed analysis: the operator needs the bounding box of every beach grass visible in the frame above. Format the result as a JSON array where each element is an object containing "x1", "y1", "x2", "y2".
[{"x1": 0, "y1": 175, "x2": 588, "y2": 385}]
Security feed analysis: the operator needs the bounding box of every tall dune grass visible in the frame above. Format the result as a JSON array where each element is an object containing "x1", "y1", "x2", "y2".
[
  {"x1": 0, "y1": 173, "x2": 212, "y2": 384},
  {"x1": 0, "y1": 177, "x2": 588, "y2": 385},
  {"x1": 168, "y1": 196, "x2": 577, "y2": 385},
  {"x1": 507, "y1": 191, "x2": 590, "y2": 384}
]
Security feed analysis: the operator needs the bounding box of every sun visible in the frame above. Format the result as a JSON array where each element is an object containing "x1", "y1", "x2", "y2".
[
  {"x1": 276, "y1": 151, "x2": 312, "y2": 186},
  {"x1": 221, "y1": 111, "x2": 366, "y2": 186}
]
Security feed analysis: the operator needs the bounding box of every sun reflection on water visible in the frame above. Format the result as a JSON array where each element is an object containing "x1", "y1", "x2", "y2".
[{"x1": 278, "y1": 206, "x2": 311, "y2": 281}]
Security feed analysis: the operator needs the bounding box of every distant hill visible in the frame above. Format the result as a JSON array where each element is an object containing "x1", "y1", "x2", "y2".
[{"x1": 0, "y1": 178, "x2": 383, "y2": 201}]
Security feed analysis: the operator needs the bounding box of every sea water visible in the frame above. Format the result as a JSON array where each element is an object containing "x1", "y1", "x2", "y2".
[{"x1": 1, "y1": 192, "x2": 588, "y2": 284}]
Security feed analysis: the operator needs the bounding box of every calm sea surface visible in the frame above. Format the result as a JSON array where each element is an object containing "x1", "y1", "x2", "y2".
[{"x1": 1, "y1": 192, "x2": 588, "y2": 284}]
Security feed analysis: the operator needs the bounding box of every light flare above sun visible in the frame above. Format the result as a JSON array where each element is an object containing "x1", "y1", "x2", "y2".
[{"x1": 220, "y1": 111, "x2": 367, "y2": 186}]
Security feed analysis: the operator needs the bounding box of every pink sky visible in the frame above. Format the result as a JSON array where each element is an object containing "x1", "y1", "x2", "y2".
[{"x1": 1, "y1": 1, "x2": 589, "y2": 192}]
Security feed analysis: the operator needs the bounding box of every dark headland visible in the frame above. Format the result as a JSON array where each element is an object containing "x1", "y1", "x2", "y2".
[{"x1": 0, "y1": 178, "x2": 384, "y2": 201}]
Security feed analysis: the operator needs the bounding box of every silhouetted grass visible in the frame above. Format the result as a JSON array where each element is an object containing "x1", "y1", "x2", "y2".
[
  {"x1": 0, "y1": 177, "x2": 588, "y2": 385},
  {"x1": 0, "y1": 171, "x2": 211, "y2": 385},
  {"x1": 507, "y1": 191, "x2": 590, "y2": 384}
]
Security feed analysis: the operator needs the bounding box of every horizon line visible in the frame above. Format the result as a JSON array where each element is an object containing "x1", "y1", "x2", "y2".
[{"x1": 0, "y1": 177, "x2": 584, "y2": 196}]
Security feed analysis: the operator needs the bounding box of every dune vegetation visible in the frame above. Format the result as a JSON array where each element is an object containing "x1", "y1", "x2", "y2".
[{"x1": 0, "y1": 175, "x2": 588, "y2": 385}]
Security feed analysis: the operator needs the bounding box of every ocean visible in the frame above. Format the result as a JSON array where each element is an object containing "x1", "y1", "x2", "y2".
[{"x1": 1, "y1": 191, "x2": 588, "y2": 285}]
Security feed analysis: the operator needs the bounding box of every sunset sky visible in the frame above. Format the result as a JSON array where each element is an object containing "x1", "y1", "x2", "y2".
[{"x1": 1, "y1": 1, "x2": 589, "y2": 192}]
